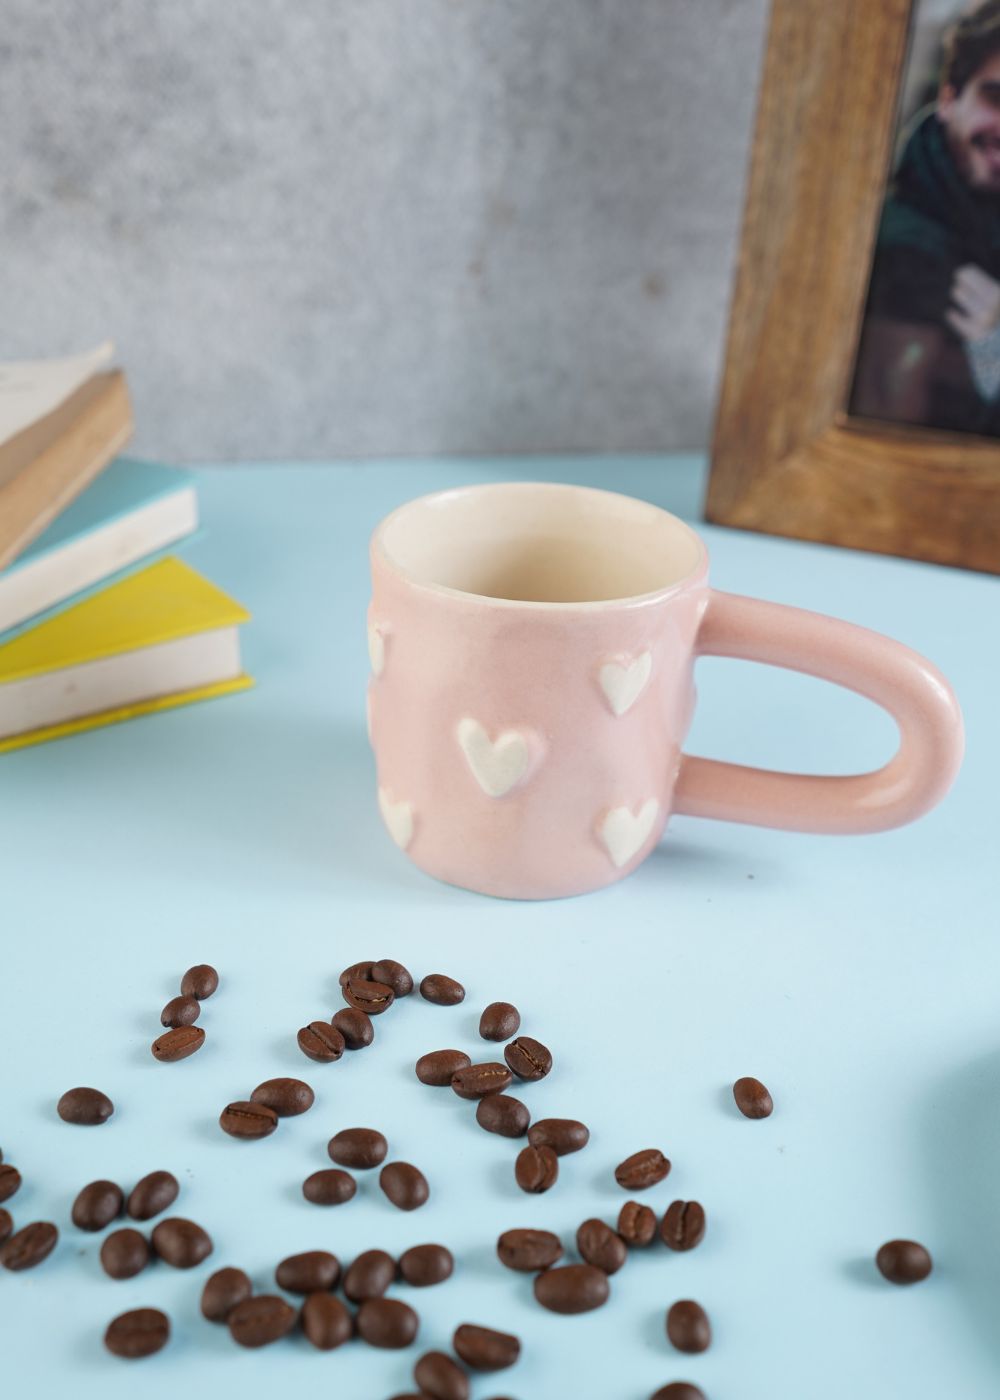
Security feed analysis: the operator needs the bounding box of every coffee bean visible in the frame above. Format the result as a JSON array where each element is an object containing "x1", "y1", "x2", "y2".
[
  {"x1": 151, "y1": 1217, "x2": 213, "y2": 1268},
  {"x1": 476, "y1": 1094, "x2": 530, "y2": 1138},
  {"x1": 416, "y1": 1049, "x2": 471, "y2": 1086},
  {"x1": 276, "y1": 1249, "x2": 341, "y2": 1293},
  {"x1": 496, "y1": 1228, "x2": 564, "y2": 1272},
  {"x1": 104, "y1": 1307, "x2": 170, "y2": 1359},
  {"x1": 650, "y1": 1387, "x2": 706, "y2": 1400},
  {"x1": 732, "y1": 1076, "x2": 773, "y2": 1119},
  {"x1": 451, "y1": 1063, "x2": 513, "y2": 1100},
  {"x1": 515, "y1": 1144, "x2": 558, "y2": 1194},
  {"x1": 250, "y1": 1077, "x2": 315, "y2": 1117},
  {"x1": 228, "y1": 1295, "x2": 297, "y2": 1347},
  {"x1": 533, "y1": 1263, "x2": 609, "y2": 1314},
  {"x1": 301, "y1": 1292, "x2": 354, "y2": 1350},
  {"x1": 415, "y1": 1350, "x2": 470, "y2": 1400},
  {"x1": 56, "y1": 1086, "x2": 114, "y2": 1124},
  {"x1": 303, "y1": 1169, "x2": 357, "y2": 1205},
  {"x1": 219, "y1": 1101, "x2": 279, "y2": 1139},
  {"x1": 0, "y1": 1164, "x2": 22, "y2": 1203},
  {"x1": 618, "y1": 1201, "x2": 658, "y2": 1247},
  {"x1": 504, "y1": 1036, "x2": 552, "y2": 1082},
  {"x1": 371, "y1": 959, "x2": 414, "y2": 997},
  {"x1": 127, "y1": 1171, "x2": 179, "y2": 1221},
  {"x1": 297, "y1": 1021, "x2": 345, "y2": 1062},
  {"x1": 398, "y1": 1243, "x2": 454, "y2": 1286},
  {"x1": 356, "y1": 1296, "x2": 419, "y2": 1348},
  {"x1": 201, "y1": 1266, "x2": 253, "y2": 1321},
  {"x1": 576, "y1": 1218, "x2": 627, "y2": 1275},
  {"x1": 332, "y1": 1006, "x2": 375, "y2": 1048},
  {"x1": 151, "y1": 1026, "x2": 205, "y2": 1062},
  {"x1": 420, "y1": 974, "x2": 465, "y2": 1006},
  {"x1": 328, "y1": 1127, "x2": 388, "y2": 1169},
  {"x1": 100, "y1": 1228, "x2": 151, "y2": 1280},
  {"x1": 380, "y1": 1161, "x2": 429, "y2": 1211},
  {"x1": 0, "y1": 1209, "x2": 11, "y2": 1246},
  {"x1": 615, "y1": 1148, "x2": 671, "y2": 1190},
  {"x1": 344, "y1": 1248, "x2": 396, "y2": 1302},
  {"x1": 527, "y1": 1118, "x2": 589, "y2": 1156},
  {"x1": 479, "y1": 1002, "x2": 521, "y2": 1041},
  {"x1": 160, "y1": 995, "x2": 200, "y2": 1028},
  {"x1": 339, "y1": 960, "x2": 374, "y2": 987},
  {"x1": 343, "y1": 977, "x2": 395, "y2": 1015},
  {"x1": 452, "y1": 1323, "x2": 521, "y2": 1370},
  {"x1": 666, "y1": 1300, "x2": 711, "y2": 1353},
  {"x1": 875, "y1": 1239, "x2": 933, "y2": 1284},
  {"x1": 661, "y1": 1201, "x2": 706, "y2": 1252},
  {"x1": 0, "y1": 1221, "x2": 58, "y2": 1271},
  {"x1": 72, "y1": 1180, "x2": 124, "y2": 1231},
  {"x1": 180, "y1": 964, "x2": 219, "y2": 999}
]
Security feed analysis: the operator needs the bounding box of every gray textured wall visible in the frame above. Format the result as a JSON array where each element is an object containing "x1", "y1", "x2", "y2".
[{"x1": 2, "y1": 0, "x2": 769, "y2": 461}]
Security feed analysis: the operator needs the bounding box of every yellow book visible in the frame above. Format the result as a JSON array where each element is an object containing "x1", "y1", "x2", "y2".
[{"x1": 0, "y1": 555, "x2": 252, "y2": 753}]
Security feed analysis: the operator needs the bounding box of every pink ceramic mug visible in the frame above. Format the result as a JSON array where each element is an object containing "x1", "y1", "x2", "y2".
[{"x1": 367, "y1": 482, "x2": 964, "y2": 900}]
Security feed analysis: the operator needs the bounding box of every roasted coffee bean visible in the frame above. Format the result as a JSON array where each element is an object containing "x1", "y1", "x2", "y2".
[
  {"x1": 201, "y1": 1266, "x2": 253, "y2": 1321},
  {"x1": 297, "y1": 1021, "x2": 345, "y2": 1062},
  {"x1": 127, "y1": 1170, "x2": 179, "y2": 1221},
  {"x1": 250, "y1": 1077, "x2": 315, "y2": 1117},
  {"x1": 371, "y1": 959, "x2": 414, "y2": 997},
  {"x1": 420, "y1": 974, "x2": 465, "y2": 1006},
  {"x1": 344, "y1": 1248, "x2": 397, "y2": 1302},
  {"x1": 104, "y1": 1307, "x2": 170, "y2": 1359},
  {"x1": 415, "y1": 1350, "x2": 470, "y2": 1400},
  {"x1": 666, "y1": 1300, "x2": 711, "y2": 1353},
  {"x1": 160, "y1": 995, "x2": 200, "y2": 1028},
  {"x1": 303, "y1": 1169, "x2": 357, "y2": 1205},
  {"x1": 0, "y1": 1209, "x2": 11, "y2": 1245},
  {"x1": 875, "y1": 1239, "x2": 933, "y2": 1284},
  {"x1": 180, "y1": 964, "x2": 219, "y2": 999},
  {"x1": 343, "y1": 976, "x2": 395, "y2": 1015},
  {"x1": 356, "y1": 1296, "x2": 419, "y2": 1348},
  {"x1": 398, "y1": 1243, "x2": 454, "y2": 1286},
  {"x1": 527, "y1": 1118, "x2": 589, "y2": 1156},
  {"x1": 0, "y1": 1164, "x2": 22, "y2": 1202},
  {"x1": 497, "y1": 1228, "x2": 564, "y2": 1272},
  {"x1": 452, "y1": 1323, "x2": 521, "y2": 1370},
  {"x1": 276, "y1": 1248, "x2": 341, "y2": 1293},
  {"x1": 0, "y1": 1221, "x2": 58, "y2": 1271},
  {"x1": 476, "y1": 1094, "x2": 530, "y2": 1138},
  {"x1": 332, "y1": 1006, "x2": 375, "y2": 1048},
  {"x1": 219, "y1": 1101, "x2": 279, "y2": 1139},
  {"x1": 416, "y1": 1049, "x2": 471, "y2": 1086},
  {"x1": 57, "y1": 1086, "x2": 114, "y2": 1124},
  {"x1": 151, "y1": 1026, "x2": 205, "y2": 1062},
  {"x1": 534, "y1": 1263, "x2": 609, "y2": 1314},
  {"x1": 515, "y1": 1144, "x2": 558, "y2": 1194},
  {"x1": 733, "y1": 1076, "x2": 773, "y2": 1119},
  {"x1": 451, "y1": 1063, "x2": 513, "y2": 1100},
  {"x1": 328, "y1": 1127, "x2": 388, "y2": 1169},
  {"x1": 576, "y1": 1218, "x2": 627, "y2": 1275},
  {"x1": 479, "y1": 1002, "x2": 521, "y2": 1042},
  {"x1": 661, "y1": 1201, "x2": 706, "y2": 1252},
  {"x1": 301, "y1": 1292, "x2": 354, "y2": 1350},
  {"x1": 339, "y1": 960, "x2": 375, "y2": 987},
  {"x1": 228, "y1": 1294, "x2": 297, "y2": 1347},
  {"x1": 504, "y1": 1036, "x2": 552, "y2": 1082},
  {"x1": 151, "y1": 1217, "x2": 213, "y2": 1268},
  {"x1": 615, "y1": 1148, "x2": 671, "y2": 1190},
  {"x1": 380, "y1": 1161, "x2": 429, "y2": 1211},
  {"x1": 101, "y1": 1228, "x2": 151, "y2": 1280},
  {"x1": 72, "y1": 1180, "x2": 124, "y2": 1231},
  {"x1": 618, "y1": 1201, "x2": 658, "y2": 1247},
  {"x1": 650, "y1": 1386, "x2": 706, "y2": 1400}
]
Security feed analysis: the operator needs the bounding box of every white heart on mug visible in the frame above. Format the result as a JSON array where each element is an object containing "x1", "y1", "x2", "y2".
[
  {"x1": 600, "y1": 798, "x2": 659, "y2": 868},
  {"x1": 378, "y1": 788, "x2": 414, "y2": 849},
  {"x1": 599, "y1": 650, "x2": 652, "y2": 716},
  {"x1": 368, "y1": 623, "x2": 386, "y2": 677},
  {"x1": 457, "y1": 718, "x2": 533, "y2": 798}
]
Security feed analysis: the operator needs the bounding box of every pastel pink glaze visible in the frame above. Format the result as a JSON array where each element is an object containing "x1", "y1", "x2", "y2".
[{"x1": 368, "y1": 483, "x2": 964, "y2": 900}]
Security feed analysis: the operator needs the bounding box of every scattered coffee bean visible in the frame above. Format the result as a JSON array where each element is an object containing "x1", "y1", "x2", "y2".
[
  {"x1": 250, "y1": 1077, "x2": 315, "y2": 1117},
  {"x1": 201, "y1": 1266, "x2": 253, "y2": 1321},
  {"x1": 452, "y1": 1323, "x2": 521, "y2": 1370},
  {"x1": 357, "y1": 1296, "x2": 419, "y2": 1348},
  {"x1": 151, "y1": 1026, "x2": 205, "y2": 1062},
  {"x1": 180, "y1": 964, "x2": 219, "y2": 1000},
  {"x1": 104, "y1": 1307, "x2": 170, "y2": 1359},
  {"x1": 504, "y1": 1036, "x2": 552, "y2": 1082},
  {"x1": 332, "y1": 1006, "x2": 375, "y2": 1048},
  {"x1": 219, "y1": 1101, "x2": 279, "y2": 1139},
  {"x1": 875, "y1": 1239, "x2": 933, "y2": 1284},
  {"x1": 297, "y1": 1021, "x2": 345, "y2": 1062},
  {"x1": 420, "y1": 974, "x2": 465, "y2": 1006},
  {"x1": 228, "y1": 1294, "x2": 297, "y2": 1347},
  {"x1": 303, "y1": 1169, "x2": 357, "y2": 1205},
  {"x1": 661, "y1": 1201, "x2": 706, "y2": 1252},
  {"x1": 0, "y1": 1221, "x2": 58, "y2": 1271},
  {"x1": 576, "y1": 1218, "x2": 627, "y2": 1275},
  {"x1": 615, "y1": 1148, "x2": 671, "y2": 1190},
  {"x1": 415, "y1": 1350, "x2": 470, "y2": 1400},
  {"x1": 127, "y1": 1170, "x2": 179, "y2": 1221},
  {"x1": 160, "y1": 995, "x2": 200, "y2": 1028},
  {"x1": 479, "y1": 1002, "x2": 521, "y2": 1042},
  {"x1": 650, "y1": 1386, "x2": 706, "y2": 1400},
  {"x1": 416, "y1": 1049, "x2": 471, "y2": 1086},
  {"x1": 100, "y1": 1228, "x2": 151, "y2": 1280},
  {"x1": 343, "y1": 976, "x2": 395, "y2": 1015},
  {"x1": 451, "y1": 1063, "x2": 513, "y2": 1100},
  {"x1": 618, "y1": 1201, "x2": 658, "y2": 1247},
  {"x1": 515, "y1": 1144, "x2": 558, "y2": 1194},
  {"x1": 151, "y1": 1217, "x2": 213, "y2": 1268},
  {"x1": 276, "y1": 1248, "x2": 341, "y2": 1293},
  {"x1": 328, "y1": 1127, "x2": 388, "y2": 1169},
  {"x1": 398, "y1": 1243, "x2": 454, "y2": 1286},
  {"x1": 371, "y1": 959, "x2": 414, "y2": 997},
  {"x1": 301, "y1": 1292, "x2": 354, "y2": 1350},
  {"x1": 0, "y1": 1164, "x2": 22, "y2": 1203},
  {"x1": 71, "y1": 1180, "x2": 124, "y2": 1232},
  {"x1": 380, "y1": 1161, "x2": 429, "y2": 1211},
  {"x1": 527, "y1": 1118, "x2": 589, "y2": 1156},
  {"x1": 732, "y1": 1076, "x2": 773, "y2": 1119},
  {"x1": 0, "y1": 1209, "x2": 11, "y2": 1246},
  {"x1": 344, "y1": 1248, "x2": 396, "y2": 1302},
  {"x1": 339, "y1": 960, "x2": 375, "y2": 987},
  {"x1": 534, "y1": 1262, "x2": 610, "y2": 1314},
  {"x1": 666, "y1": 1300, "x2": 711, "y2": 1353},
  {"x1": 476, "y1": 1094, "x2": 530, "y2": 1138},
  {"x1": 496, "y1": 1228, "x2": 564, "y2": 1272},
  {"x1": 56, "y1": 1086, "x2": 114, "y2": 1124}
]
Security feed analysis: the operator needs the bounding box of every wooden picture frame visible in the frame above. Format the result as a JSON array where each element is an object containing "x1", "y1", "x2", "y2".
[{"x1": 707, "y1": 0, "x2": 1000, "y2": 574}]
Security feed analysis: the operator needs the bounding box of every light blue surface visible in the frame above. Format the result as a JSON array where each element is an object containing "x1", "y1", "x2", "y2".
[{"x1": 1, "y1": 455, "x2": 996, "y2": 1400}]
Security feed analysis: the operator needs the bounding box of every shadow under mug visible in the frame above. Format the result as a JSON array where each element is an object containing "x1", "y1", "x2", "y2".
[{"x1": 367, "y1": 482, "x2": 964, "y2": 900}]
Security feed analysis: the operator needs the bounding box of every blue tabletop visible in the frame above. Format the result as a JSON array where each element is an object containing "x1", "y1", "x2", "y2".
[{"x1": 1, "y1": 455, "x2": 996, "y2": 1400}]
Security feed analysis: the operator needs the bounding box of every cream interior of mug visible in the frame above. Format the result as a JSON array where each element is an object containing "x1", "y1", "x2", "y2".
[{"x1": 377, "y1": 482, "x2": 704, "y2": 603}]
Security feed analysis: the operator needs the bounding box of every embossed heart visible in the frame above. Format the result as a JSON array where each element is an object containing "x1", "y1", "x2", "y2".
[
  {"x1": 599, "y1": 651, "x2": 652, "y2": 716},
  {"x1": 367, "y1": 623, "x2": 386, "y2": 677},
  {"x1": 457, "y1": 718, "x2": 535, "y2": 798},
  {"x1": 600, "y1": 798, "x2": 659, "y2": 868},
  {"x1": 378, "y1": 788, "x2": 413, "y2": 849}
]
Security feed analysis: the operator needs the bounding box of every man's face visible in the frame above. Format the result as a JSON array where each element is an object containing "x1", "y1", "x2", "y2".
[{"x1": 939, "y1": 52, "x2": 1000, "y2": 192}]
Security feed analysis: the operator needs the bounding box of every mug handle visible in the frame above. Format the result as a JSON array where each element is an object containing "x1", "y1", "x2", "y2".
[{"x1": 672, "y1": 590, "x2": 964, "y2": 834}]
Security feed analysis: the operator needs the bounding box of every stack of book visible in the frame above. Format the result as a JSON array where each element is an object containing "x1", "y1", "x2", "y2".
[{"x1": 0, "y1": 345, "x2": 252, "y2": 753}]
